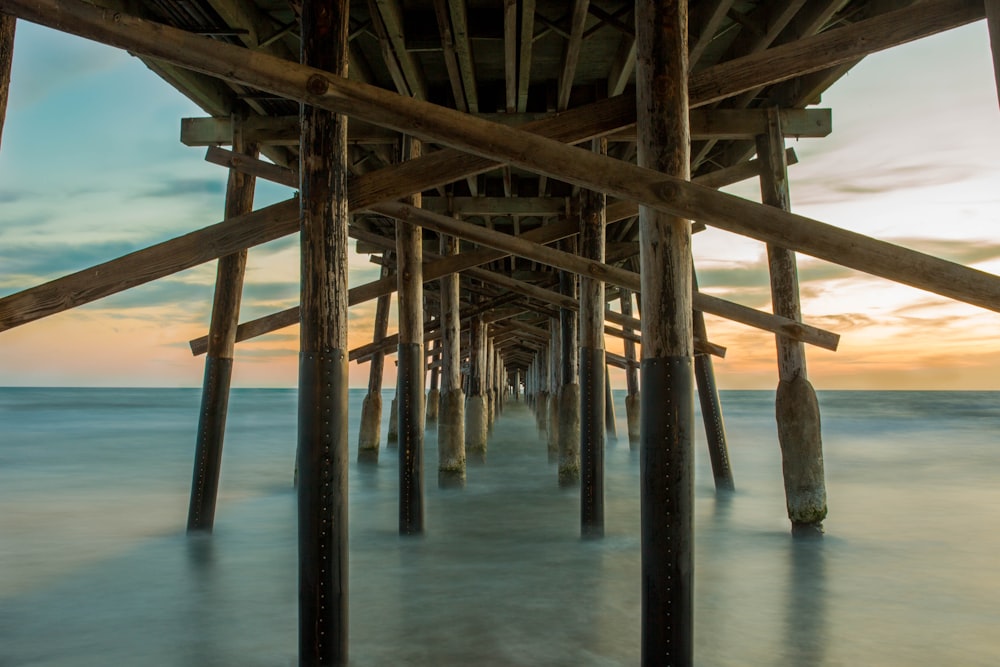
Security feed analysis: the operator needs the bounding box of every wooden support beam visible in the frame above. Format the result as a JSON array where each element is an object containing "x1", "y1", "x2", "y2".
[
  {"x1": 607, "y1": 30, "x2": 636, "y2": 97},
  {"x1": 297, "y1": 0, "x2": 350, "y2": 662},
  {"x1": 516, "y1": 0, "x2": 535, "y2": 113},
  {"x1": 433, "y1": 0, "x2": 468, "y2": 111},
  {"x1": 0, "y1": 13, "x2": 14, "y2": 149},
  {"x1": 368, "y1": 0, "x2": 428, "y2": 100},
  {"x1": 438, "y1": 230, "x2": 465, "y2": 487},
  {"x1": 557, "y1": 0, "x2": 590, "y2": 111},
  {"x1": 368, "y1": 200, "x2": 840, "y2": 350},
  {"x1": 614, "y1": 108, "x2": 832, "y2": 140},
  {"x1": 187, "y1": 115, "x2": 258, "y2": 534},
  {"x1": 504, "y1": 0, "x2": 517, "y2": 112},
  {"x1": 357, "y1": 259, "x2": 392, "y2": 464},
  {"x1": 183, "y1": 115, "x2": 397, "y2": 146},
  {"x1": 447, "y1": 0, "x2": 478, "y2": 112},
  {"x1": 988, "y1": 0, "x2": 1000, "y2": 107},
  {"x1": 688, "y1": 0, "x2": 734, "y2": 69}
]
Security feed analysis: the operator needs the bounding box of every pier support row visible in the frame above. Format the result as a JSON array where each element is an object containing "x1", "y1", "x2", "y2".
[
  {"x1": 466, "y1": 309, "x2": 489, "y2": 462},
  {"x1": 357, "y1": 259, "x2": 392, "y2": 464},
  {"x1": 297, "y1": 0, "x2": 350, "y2": 662}
]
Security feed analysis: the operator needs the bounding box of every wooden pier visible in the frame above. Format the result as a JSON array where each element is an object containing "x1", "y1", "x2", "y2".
[{"x1": 1, "y1": 0, "x2": 999, "y2": 664}]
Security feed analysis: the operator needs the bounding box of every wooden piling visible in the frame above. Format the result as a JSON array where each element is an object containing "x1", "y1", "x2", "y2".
[
  {"x1": 297, "y1": 0, "x2": 350, "y2": 661},
  {"x1": 604, "y1": 364, "x2": 618, "y2": 442},
  {"x1": 579, "y1": 141, "x2": 607, "y2": 537},
  {"x1": 757, "y1": 107, "x2": 827, "y2": 536},
  {"x1": 386, "y1": 394, "x2": 399, "y2": 446},
  {"x1": 466, "y1": 310, "x2": 489, "y2": 462},
  {"x1": 187, "y1": 114, "x2": 258, "y2": 533},
  {"x1": 426, "y1": 335, "x2": 440, "y2": 428},
  {"x1": 620, "y1": 290, "x2": 640, "y2": 449},
  {"x1": 637, "y1": 1, "x2": 694, "y2": 664},
  {"x1": 0, "y1": 13, "x2": 14, "y2": 150},
  {"x1": 547, "y1": 325, "x2": 560, "y2": 462},
  {"x1": 558, "y1": 237, "x2": 581, "y2": 487},
  {"x1": 438, "y1": 232, "x2": 466, "y2": 487},
  {"x1": 357, "y1": 259, "x2": 392, "y2": 464},
  {"x1": 693, "y1": 272, "x2": 735, "y2": 492},
  {"x1": 397, "y1": 135, "x2": 425, "y2": 536},
  {"x1": 536, "y1": 345, "x2": 549, "y2": 435}
]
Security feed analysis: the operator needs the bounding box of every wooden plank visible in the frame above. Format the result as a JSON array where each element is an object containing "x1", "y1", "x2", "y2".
[
  {"x1": 433, "y1": 0, "x2": 467, "y2": 111},
  {"x1": 0, "y1": 13, "x2": 13, "y2": 149},
  {"x1": 516, "y1": 0, "x2": 535, "y2": 113},
  {"x1": 557, "y1": 0, "x2": 590, "y2": 111},
  {"x1": 182, "y1": 115, "x2": 397, "y2": 146},
  {"x1": 615, "y1": 108, "x2": 832, "y2": 140},
  {"x1": 448, "y1": 0, "x2": 478, "y2": 112},
  {"x1": 504, "y1": 0, "x2": 517, "y2": 112},
  {"x1": 369, "y1": 0, "x2": 427, "y2": 99},
  {"x1": 607, "y1": 31, "x2": 636, "y2": 97},
  {"x1": 688, "y1": 0, "x2": 734, "y2": 69}
]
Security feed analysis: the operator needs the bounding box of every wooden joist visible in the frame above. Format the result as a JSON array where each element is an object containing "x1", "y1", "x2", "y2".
[{"x1": 182, "y1": 108, "x2": 830, "y2": 146}]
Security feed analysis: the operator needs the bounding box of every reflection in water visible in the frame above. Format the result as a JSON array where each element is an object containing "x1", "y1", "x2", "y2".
[{"x1": 784, "y1": 538, "x2": 828, "y2": 666}]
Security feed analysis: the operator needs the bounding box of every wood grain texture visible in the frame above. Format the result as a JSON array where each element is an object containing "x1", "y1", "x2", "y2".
[{"x1": 0, "y1": 13, "x2": 14, "y2": 150}]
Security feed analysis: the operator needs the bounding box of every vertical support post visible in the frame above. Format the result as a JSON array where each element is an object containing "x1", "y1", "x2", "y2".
[
  {"x1": 297, "y1": 0, "x2": 350, "y2": 661},
  {"x1": 558, "y1": 238, "x2": 581, "y2": 486},
  {"x1": 426, "y1": 335, "x2": 440, "y2": 428},
  {"x1": 693, "y1": 271, "x2": 735, "y2": 491},
  {"x1": 187, "y1": 114, "x2": 258, "y2": 533},
  {"x1": 620, "y1": 290, "x2": 641, "y2": 449},
  {"x1": 357, "y1": 258, "x2": 392, "y2": 464},
  {"x1": 466, "y1": 308, "x2": 489, "y2": 462},
  {"x1": 438, "y1": 232, "x2": 466, "y2": 487},
  {"x1": 486, "y1": 337, "x2": 496, "y2": 430},
  {"x1": 579, "y1": 138, "x2": 607, "y2": 536},
  {"x1": 757, "y1": 108, "x2": 827, "y2": 536},
  {"x1": 0, "y1": 14, "x2": 14, "y2": 150},
  {"x1": 397, "y1": 135, "x2": 425, "y2": 536},
  {"x1": 636, "y1": 0, "x2": 694, "y2": 664},
  {"x1": 604, "y1": 363, "x2": 618, "y2": 442},
  {"x1": 547, "y1": 323, "x2": 561, "y2": 461},
  {"x1": 536, "y1": 344, "x2": 549, "y2": 434}
]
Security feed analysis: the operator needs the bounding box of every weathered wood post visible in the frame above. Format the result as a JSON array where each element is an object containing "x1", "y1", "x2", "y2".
[
  {"x1": 426, "y1": 334, "x2": 440, "y2": 428},
  {"x1": 486, "y1": 337, "x2": 496, "y2": 430},
  {"x1": 297, "y1": 0, "x2": 350, "y2": 661},
  {"x1": 0, "y1": 13, "x2": 14, "y2": 149},
  {"x1": 637, "y1": 0, "x2": 694, "y2": 663},
  {"x1": 466, "y1": 309, "x2": 489, "y2": 462},
  {"x1": 757, "y1": 108, "x2": 827, "y2": 536},
  {"x1": 987, "y1": 0, "x2": 1000, "y2": 107},
  {"x1": 187, "y1": 114, "x2": 258, "y2": 533},
  {"x1": 387, "y1": 392, "x2": 399, "y2": 446},
  {"x1": 558, "y1": 238, "x2": 581, "y2": 486},
  {"x1": 620, "y1": 290, "x2": 641, "y2": 448},
  {"x1": 357, "y1": 259, "x2": 392, "y2": 464},
  {"x1": 397, "y1": 135, "x2": 425, "y2": 535},
  {"x1": 438, "y1": 232, "x2": 466, "y2": 487},
  {"x1": 579, "y1": 138, "x2": 607, "y2": 535},
  {"x1": 547, "y1": 324, "x2": 560, "y2": 461},
  {"x1": 536, "y1": 344, "x2": 550, "y2": 435},
  {"x1": 693, "y1": 272, "x2": 735, "y2": 491},
  {"x1": 604, "y1": 364, "x2": 618, "y2": 442}
]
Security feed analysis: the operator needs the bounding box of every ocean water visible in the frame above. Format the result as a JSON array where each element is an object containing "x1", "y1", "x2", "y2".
[{"x1": 0, "y1": 387, "x2": 998, "y2": 666}]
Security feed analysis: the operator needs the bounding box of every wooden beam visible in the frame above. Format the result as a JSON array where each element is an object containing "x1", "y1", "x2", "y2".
[
  {"x1": 0, "y1": 13, "x2": 13, "y2": 149},
  {"x1": 432, "y1": 0, "x2": 467, "y2": 111},
  {"x1": 557, "y1": 0, "x2": 590, "y2": 111},
  {"x1": 607, "y1": 31, "x2": 636, "y2": 97},
  {"x1": 447, "y1": 0, "x2": 478, "y2": 112},
  {"x1": 988, "y1": 0, "x2": 1000, "y2": 108},
  {"x1": 619, "y1": 108, "x2": 832, "y2": 140},
  {"x1": 368, "y1": 0, "x2": 427, "y2": 99},
  {"x1": 516, "y1": 0, "x2": 535, "y2": 113},
  {"x1": 182, "y1": 115, "x2": 398, "y2": 146},
  {"x1": 688, "y1": 0, "x2": 734, "y2": 69},
  {"x1": 504, "y1": 0, "x2": 517, "y2": 112}
]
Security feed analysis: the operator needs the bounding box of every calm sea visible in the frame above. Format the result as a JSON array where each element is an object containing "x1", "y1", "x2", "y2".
[{"x1": 1, "y1": 387, "x2": 998, "y2": 666}]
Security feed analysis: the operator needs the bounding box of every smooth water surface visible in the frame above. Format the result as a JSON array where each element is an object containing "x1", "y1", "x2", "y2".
[{"x1": 1, "y1": 388, "x2": 998, "y2": 665}]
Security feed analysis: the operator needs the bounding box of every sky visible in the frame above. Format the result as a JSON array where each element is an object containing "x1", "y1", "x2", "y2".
[{"x1": 1, "y1": 19, "x2": 999, "y2": 389}]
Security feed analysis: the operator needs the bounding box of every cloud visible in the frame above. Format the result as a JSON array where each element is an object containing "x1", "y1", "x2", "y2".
[{"x1": 137, "y1": 177, "x2": 227, "y2": 200}]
